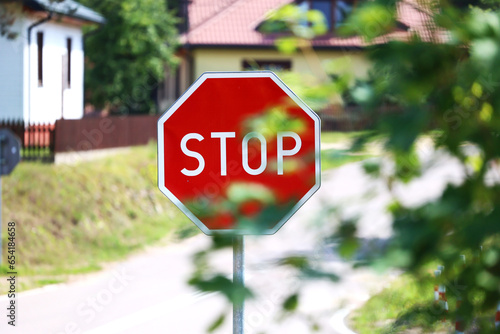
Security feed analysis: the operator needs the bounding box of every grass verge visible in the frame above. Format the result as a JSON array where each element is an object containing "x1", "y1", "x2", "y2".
[
  {"x1": 321, "y1": 148, "x2": 371, "y2": 171},
  {"x1": 321, "y1": 131, "x2": 368, "y2": 145},
  {"x1": 0, "y1": 142, "x2": 197, "y2": 294},
  {"x1": 320, "y1": 131, "x2": 374, "y2": 171},
  {"x1": 349, "y1": 273, "x2": 450, "y2": 333},
  {"x1": 349, "y1": 271, "x2": 500, "y2": 334}
]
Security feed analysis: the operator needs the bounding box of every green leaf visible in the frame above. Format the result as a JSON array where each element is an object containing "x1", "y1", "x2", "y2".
[
  {"x1": 189, "y1": 274, "x2": 253, "y2": 305},
  {"x1": 394, "y1": 149, "x2": 421, "y2": 183},
  {"x1": 226, "y1": 182, "x2": 275, "y2": 205},
  {"x1": 338, "y1": 238, "x2": 360, "y2": 259},
  {"x1": 279, "y1": 256, "x2": 309, "y2": 269},
  {"x1": 283, "y1": 293, "x2": 299, "y2": 312},
  {"x1": 362, "y1": 160, "x2": 381, "y2": 177},
  {"x1": 276, "y1": 37, "x2": 300, "y2": 54},
  {"x1": 207, "y1": 313, "x2": 226, "y2": 333},
  {"x1": 339, "y1": 3, "x2": 396, "y2": 40}
]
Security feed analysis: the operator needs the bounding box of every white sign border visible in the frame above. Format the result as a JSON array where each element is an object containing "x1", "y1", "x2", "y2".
[{"x1": 157, "y1": 71, "x2": 321, "y2": 235}]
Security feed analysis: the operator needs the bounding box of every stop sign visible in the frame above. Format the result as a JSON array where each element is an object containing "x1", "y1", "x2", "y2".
[{"x1": 158, "y1": 71, "x2": 320, "y2": 235}]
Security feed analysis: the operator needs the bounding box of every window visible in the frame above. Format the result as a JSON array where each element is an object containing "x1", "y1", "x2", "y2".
[
  {"x1": 242, "y1": 60, "x2": 292, "y2": 71},
  {"x1": 305, "y1": 0, "x2": 356, "y2": 29},
  {"x1": 258, "y1": 0, "x2": 356, "y2": 35},
  {"x1": 311, "y1": 0, "x2": 334, "y2": 28},
  {"x1": 334, "y1": 0, "x2": 355, "y2": 28},
  {"x1": 66, "y1": 38, "x2": 72, "y2": 88},
  {"x1": 37, "y1": 32, "x2": 43, "y2": 86}
]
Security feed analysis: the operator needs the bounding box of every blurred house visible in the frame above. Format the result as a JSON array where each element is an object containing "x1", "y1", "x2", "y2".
[
  {"x1": 0, "y1": 0, "x2": 105, "y2": 124},
  {"x1": 158, "y1": 0, "x2": 436, "y2": 112}
]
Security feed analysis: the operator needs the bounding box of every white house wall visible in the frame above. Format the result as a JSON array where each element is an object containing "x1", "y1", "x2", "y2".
[
  {"x1": 28, "y1": 19, "x2": 84, "y2": 123},
  {"x1": 0, "y1": 18, "x2": 25, "y2": 121}
]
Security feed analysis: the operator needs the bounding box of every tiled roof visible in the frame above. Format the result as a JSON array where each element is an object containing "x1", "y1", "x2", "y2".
[{"x1": 180, "y1": 0, "x2": 445, "y2": 48}]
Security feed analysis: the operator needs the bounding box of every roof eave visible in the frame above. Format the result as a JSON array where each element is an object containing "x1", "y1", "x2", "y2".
[
  {"x1": 63, "y1": 13, "x2": 106, "y2": 25},
  {"x1": 180, "y1": 43, "x2": 365, "y2": 51},
  {"x1": 23, "y1": 0, "x2": 106, "y2": 25}
]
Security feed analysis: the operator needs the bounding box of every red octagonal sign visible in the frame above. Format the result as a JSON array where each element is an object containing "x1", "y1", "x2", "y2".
[{"x1": 158, "y1": 72, "x2": 321, "y2": 235}]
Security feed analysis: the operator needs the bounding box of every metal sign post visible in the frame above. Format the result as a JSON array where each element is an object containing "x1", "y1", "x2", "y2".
[
  {"x1": 233, "y1": 236, "x2": 244, "y2": 334},
  {"x1": 0, "y1": 133, "x2": 4, "y2": 267},
  {"x1": 0, "y1": 176, "x2": 2, "y2": 267}
]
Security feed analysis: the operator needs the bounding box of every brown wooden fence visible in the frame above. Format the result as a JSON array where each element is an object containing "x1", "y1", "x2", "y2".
[
  {"x1": 320, "y1": 106, "x2": 373, "y2": 132},
  {"x1": 321, "y1": 114, "x2": 372, "y2": 131},
  {"x1": 54, "y1": 115, "x2": 158, "y2": 153},
  {"x1": 0, "y1": 115, "x2": 159, "y2": 161}
]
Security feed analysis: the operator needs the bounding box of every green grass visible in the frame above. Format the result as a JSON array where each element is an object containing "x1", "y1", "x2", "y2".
[
  {"x1": 321, "y1": 148, "x2": 371, "y2": 171},
  {"x1": 349, "y1": 274, "x2": 450, "y2": 334},
  {"x1": 21, "y1": 147, "x2": 54, "y2": 160},
  {"x1": 349, "y1": 271, "x2": 500, "y2": 334},
  {"x1": 36, "y1": 278, "x2": 65, "y2": 286},
  {"x1": 0, "y1": 142, "x2": 197, "y2": 294},
  {"x1": 320, "y1": 131, "x2": 368, "y2": 145},
  {"x1": 320, "y1": 131, "x2": 374, "y2": 171}
]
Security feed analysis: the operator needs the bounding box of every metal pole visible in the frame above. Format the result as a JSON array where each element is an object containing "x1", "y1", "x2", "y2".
[
  {"x1": 0, "y1": 132, "x2": 4, "y2": 267},
  {"x1": 0, "y1": 177, "x2": 2, "y2": 267},
  {"x1": 233, "y1": 235, "x2": 244, "y2": 334},
  {"x1": 0, "y1": 132, "x2": 4, "y2": 268}
]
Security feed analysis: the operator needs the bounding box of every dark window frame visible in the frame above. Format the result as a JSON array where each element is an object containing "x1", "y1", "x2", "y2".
[
  {"x1": 66, "y1": 37, "x2": 72, "y2": 88},
  {"x1": 242, "y1": 60, "x2": 292, "y2": 71},
  {"x1": 303, "y1": 0, "x2": 357, "y2": 30},
  {"x1": 37, "y1": 31, "x2": 44, "y2": 87}
]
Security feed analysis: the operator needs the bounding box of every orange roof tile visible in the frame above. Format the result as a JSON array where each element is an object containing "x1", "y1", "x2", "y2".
[{"x1": 180, "y1": 0, "x2": 445, "y2": 48}]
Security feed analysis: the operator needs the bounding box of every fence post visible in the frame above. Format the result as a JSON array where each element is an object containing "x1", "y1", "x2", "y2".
[
  {"x1": 33, "y1": 123, "x2": 38, "y2": 160},
  {"x1": 49, "y1": 123, "x2": 55, "y2": 161}
]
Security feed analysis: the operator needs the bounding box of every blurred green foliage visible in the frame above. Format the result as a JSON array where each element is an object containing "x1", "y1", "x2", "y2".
[
  {"x1": 244, "y1": 107, "x2": 306, "y2": 140},
  {"x1": 260, "y1": 4, "x2": 328, "y2": 41},
  {"x1": 191, "y1": 0, "x2": 500, "y2": 332},
  {"x1": 338, "y1": 0, "x2": 500, "y2": 331}
]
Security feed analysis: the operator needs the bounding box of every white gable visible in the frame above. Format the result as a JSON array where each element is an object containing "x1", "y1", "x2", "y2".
[
  {"x1": 28, "y1": 20, "x2": 84, "y2": 123},
  {"x1": 0, "y1": 1, "x2": 102, "y2": 124}
]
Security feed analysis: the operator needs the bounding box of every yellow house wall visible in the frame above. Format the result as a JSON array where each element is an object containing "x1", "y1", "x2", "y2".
[{"x1": 191, "y1": 48, "x2": 371, "y2": 81}]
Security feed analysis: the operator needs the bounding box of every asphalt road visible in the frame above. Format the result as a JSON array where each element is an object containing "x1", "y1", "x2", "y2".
[{"x1": 0, "y1": 151, "x2": 466, "y2": 334}]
